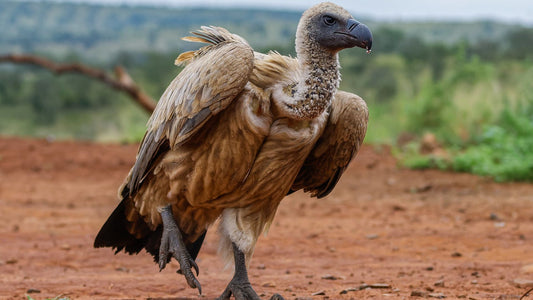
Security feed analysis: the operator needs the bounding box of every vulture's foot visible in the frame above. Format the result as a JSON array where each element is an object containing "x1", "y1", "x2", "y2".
[
  {"x1": 216, "y1": 243, "x2": 285, "y2": 300},
  {"x1": 158, "y1": 205, "x2": 201, "y2": 295},
  {"x1": 216, "y1": 280, "x2": 261, "y2": 300},
  {"x1": 216, "y1": 277, "x2": 285, "y2": 300}
]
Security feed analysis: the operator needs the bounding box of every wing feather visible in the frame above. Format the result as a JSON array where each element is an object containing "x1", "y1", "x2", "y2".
[
  {"x1": 291, "y1": 90, "x2": 369, "y2": 198},
  {"x1": 122, "y1": 26, "x2": 255, "y2": 199}
]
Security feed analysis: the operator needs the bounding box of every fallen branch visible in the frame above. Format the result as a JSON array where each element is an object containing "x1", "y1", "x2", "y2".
[
  {"x1": 0, "y1": 53, "x2": 156, "y2": 114},
  {"x1": 521, "y1": 287, "x2": 533, "y2": 300}
]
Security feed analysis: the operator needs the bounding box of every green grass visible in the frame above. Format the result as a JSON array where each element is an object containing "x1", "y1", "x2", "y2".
[
  {"x1": 450, "y1": 111, "x2": 533, "y2": 182},
  {"x1": 397, "y1": 59, "x2": 533, "y2": 182}
]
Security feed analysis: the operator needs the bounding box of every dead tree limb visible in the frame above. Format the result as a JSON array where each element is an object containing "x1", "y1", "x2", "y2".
[{"x1": 0, "y1": 53, "x2": 156, "y2": 114}]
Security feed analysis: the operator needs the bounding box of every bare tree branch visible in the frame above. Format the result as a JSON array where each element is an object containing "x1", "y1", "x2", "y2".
[{"x1": 0, "y1": 53, "x2": 156, "y2": 114}]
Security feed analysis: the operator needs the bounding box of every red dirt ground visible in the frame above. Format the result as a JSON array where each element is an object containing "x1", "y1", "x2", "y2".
[{"x1": 0, "y1": 137, "x2": 532, "y2": 300}]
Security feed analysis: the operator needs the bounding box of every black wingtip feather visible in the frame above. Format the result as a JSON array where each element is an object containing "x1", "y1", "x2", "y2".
[
  {"x1": 316, "y1": 168, "x2": 344, "y2": 199},
  {"x1": 94, "y1": 199, "x2": 145, "y2": 254},
  {"x1": 94, "y1": 198, "x2": 207, "y2": 264}
]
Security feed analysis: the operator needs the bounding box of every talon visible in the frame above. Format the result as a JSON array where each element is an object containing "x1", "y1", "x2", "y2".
[
  {"x1": 194, "y1": 278, "x2": 202, "y2": 295},
  {"x1": 184, "y1": 271, "x2": 202, "y2": 294},
  {"x1": 191, "y1": 259, "x2": 200, "y2": 276},
  {"x1": 159, "y1": 257, "x2": 167, "y2": 271}
]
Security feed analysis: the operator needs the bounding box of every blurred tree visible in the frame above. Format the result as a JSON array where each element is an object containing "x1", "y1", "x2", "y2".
[
  {"x1": 0, "y1": 54, "x2": 157, "y2": 113},
  {"x1": 505, "y1": 28, "x2": 533, "y2": 60}
]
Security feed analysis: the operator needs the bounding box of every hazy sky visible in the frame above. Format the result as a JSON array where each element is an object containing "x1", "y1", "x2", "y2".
[{"x1": 47, "y1": 0, "x2": 533, "y2": 24}]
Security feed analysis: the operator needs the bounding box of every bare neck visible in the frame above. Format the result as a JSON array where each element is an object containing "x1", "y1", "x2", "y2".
[{"x1": 284, "y1": 42, "x2": 339, "y2": 120}]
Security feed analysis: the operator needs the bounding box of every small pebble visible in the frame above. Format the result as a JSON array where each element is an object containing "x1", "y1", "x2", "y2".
[
  {"x1": 434, "y1": 279, "x2": 445, "y2": 287},
  {"x1": 411, "y1": 290, "x2": 428, "y2": 297},
  {"x1": 451, "y1": 252, "x2": 462, "y2": 257},
  {"x1": 368, "y1": 283, "x2": 391, "y2": 289},
  {"x1": 326, "y1": 246, "x2": 336, "y2": 252},
  {"x1": 26, "y1": 289, "x2": 41, "y2": 294},
  {"x1": 520, "y1": 264, "x2": 533, "y2": 274},
  {"x1": 494, "y1": 222, "x2": 506, "y2": 228},
  {"x1": 321, "y1": 274, "x2": 344, "y2": 280},
  {"x1": 366, "y1": 234, "x2": 379, "y2": 240},
  {"x1": 311, "y1": 290, "x2": 326, "y2": 296},
  {"x1": 115, "y1": 267, "x2": 129, "y2": 272},
  {"x1": 262, "y1": 282, "x2": 276, "y2": 288},
  {"x1": 513, "y1": 278, "x2": 533, "y2": 288},
  {"x1": 428, "y1": 292, "x2": 446, "y2": 298}
]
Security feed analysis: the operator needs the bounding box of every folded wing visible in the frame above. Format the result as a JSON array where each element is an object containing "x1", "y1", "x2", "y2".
[
  {"x1": 122, "y1": 27, "x2": 255, "y2": 199},
  {"x1": 291, "y1": 90, "x2": 368, "y2": 198}
]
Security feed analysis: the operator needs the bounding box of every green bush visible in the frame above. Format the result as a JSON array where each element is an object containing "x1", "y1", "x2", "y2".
[{"x1": 450, "y1": 109, "x2": 533, "y2": 181}]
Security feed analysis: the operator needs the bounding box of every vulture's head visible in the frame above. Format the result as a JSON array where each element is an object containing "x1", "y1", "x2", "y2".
[{"x1": 296, "y1": 2, "x2": 372, "y2": 55}]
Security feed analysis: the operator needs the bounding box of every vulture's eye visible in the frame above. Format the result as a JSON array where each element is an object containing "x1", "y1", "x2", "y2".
[{"x1": 323, "y1": 15, "x2": 336, "y2": 26}]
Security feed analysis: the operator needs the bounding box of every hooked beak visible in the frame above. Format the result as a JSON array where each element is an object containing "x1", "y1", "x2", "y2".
[{"x1": 346, "y1": 19, "x2": 373, "y2": 52}]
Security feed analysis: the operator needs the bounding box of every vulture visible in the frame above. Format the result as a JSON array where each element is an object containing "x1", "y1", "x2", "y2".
[{"x1": 94, "y1": 2, "x2": 371, "y2": 299}]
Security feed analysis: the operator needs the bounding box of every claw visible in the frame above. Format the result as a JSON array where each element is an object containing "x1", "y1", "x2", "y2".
[
  {"x1": 158, "y1": 254, "x2": 168, "y2": 271},
  {"x1": 191, "y1": 259, "x2": 200, "y2": 276},
  {"x1": 175, "y1": 256, "x2": 199, "y2": 277},
  {"x1": 194, "y1": 278, "x2": 202, "y2": 295},
  {"x1": 158, "y1": 250, "x2": 169, "y2": 271},
  {"x1": 182, "y1": 267, "x2": 202, "y2": 294}
]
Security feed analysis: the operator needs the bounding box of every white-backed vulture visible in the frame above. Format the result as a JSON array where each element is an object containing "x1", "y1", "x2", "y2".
[{"x1": 94, "y1": 2, "x2": 371, "y2": 299}]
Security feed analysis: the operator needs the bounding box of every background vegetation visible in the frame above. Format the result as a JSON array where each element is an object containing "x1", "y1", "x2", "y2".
[{"x1": 1, "y1": 1, "x2": 532, "y2": 181}]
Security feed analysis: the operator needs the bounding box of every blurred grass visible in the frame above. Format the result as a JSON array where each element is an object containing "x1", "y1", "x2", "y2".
[{"x1": 391, "y1": 56, "x2": 533, "y2": 181}]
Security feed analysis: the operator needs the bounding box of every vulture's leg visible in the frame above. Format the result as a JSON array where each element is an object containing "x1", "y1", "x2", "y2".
[
  {"x1": 216, "y1": 243, "x2": 284, "y2": 300},
  {"x1": 158, "y1": 205, "x2": 201, "y2": 294}
]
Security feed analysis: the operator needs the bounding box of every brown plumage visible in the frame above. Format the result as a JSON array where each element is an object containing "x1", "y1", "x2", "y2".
[{"x1": 94, "y1": 2, "x2": 371, "y2": 299}]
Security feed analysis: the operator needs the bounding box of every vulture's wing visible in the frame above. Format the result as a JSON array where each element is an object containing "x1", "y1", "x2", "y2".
[
  {"x1": 122, "y1": 26, "x2": 255, "y2": 198},
  {"x1": 290, "y1": 90, "x2": 368, "y2": 198}
]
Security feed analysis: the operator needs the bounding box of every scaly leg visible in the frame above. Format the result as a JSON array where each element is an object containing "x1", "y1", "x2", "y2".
[
  {"x1": 216, "y1": 243, "x2": 284, "y2": 300},
  {"x1": 158, "y1": 205, "x2": 201, "y2": 294}
]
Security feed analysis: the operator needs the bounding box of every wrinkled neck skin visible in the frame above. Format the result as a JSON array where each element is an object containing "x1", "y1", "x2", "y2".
[{"x1": 274, "y1": 33, "x2": 340, "y2": 121}]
